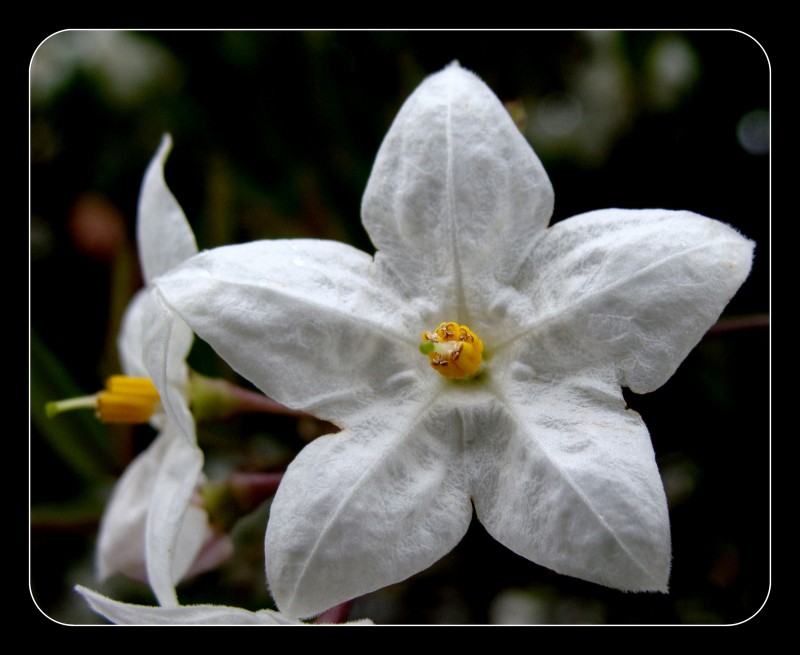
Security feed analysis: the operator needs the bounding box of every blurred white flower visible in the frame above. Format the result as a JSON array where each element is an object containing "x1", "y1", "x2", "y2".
[
  {"x1": 31, "y1": 30, "x2": 179, "y2": 106},
  {"x1": 95, "y1": 135, "x2": 231, "y2": 606}
]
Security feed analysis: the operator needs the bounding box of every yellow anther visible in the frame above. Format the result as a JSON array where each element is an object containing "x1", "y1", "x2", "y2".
[
  {"x1": 97, "y1": 376, "x2": 160, "y2": 424},
  {"x1": 47, "y1": 375, "x2": 161, "y2": 425},
  {"x1": 420, "y1": 322, "x2": 484, "y2": 380}
]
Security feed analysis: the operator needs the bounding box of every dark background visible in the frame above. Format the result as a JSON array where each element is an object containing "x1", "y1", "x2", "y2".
[{"x1": 29, "y1": 30, "x2": 769, "y2": 625}]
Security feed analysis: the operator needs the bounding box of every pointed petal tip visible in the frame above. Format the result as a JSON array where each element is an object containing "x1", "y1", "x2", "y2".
[
  {"x1": 431, "y1": 59, "x2": 481, "y2": 85},
  {"x1": 74, "y1": 584, "x2": 104, "y2": 614},
  {"x1": 137, "y1": 132, "x2": 198, "y2": 281},
  {"x1": 414, "y1": 59, "x2": 485, "y2": 94},
  {"x1": 155, "y1": 132, "x2": 173, "y2": 159}
]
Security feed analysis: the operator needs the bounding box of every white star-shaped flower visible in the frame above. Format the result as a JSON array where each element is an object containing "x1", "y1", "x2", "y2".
[
  {"x1": 95, "y1": 135, "x2": 232, "y2": 606},
  {"x1": 153, "y1": 63, "x2": 754, "y2": 619}
]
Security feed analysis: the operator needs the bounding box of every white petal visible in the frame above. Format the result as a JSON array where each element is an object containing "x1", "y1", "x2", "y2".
[
  {"x1": 145, "y1": 425, "x2": 205, "y2": 607},
  {"x1": 141, "y1": 289, "x2": 194, "y2": 443},
  {"x1": 137, "y1": 134, "x2": 198, "y2": 283},
  {"x1": 475, "y1": 371, "x2": 671, "y2": 592},
  {"x1": 183, "y1": 532, "x2": 235, "y2": 579},
  {"x1": 75, "y1": 586, "x2": 302, "y2": 625},
  {"x1": 117, "y1": 288, "x2": 150, "y2": 379},
  {"x1": 265, "y1": 394, "x2": 473, "y2": 619},
  {"x1": 95, "y1": 426, "x2": 212, "y2": 595},
  {"x1": 170, "y1": 505, "x2": 213, "y2": 583},
  {"x1": 116, "y1": 286, "x2": 193, "y2": 436},
  {"x1": 155, "y1": 239, "x2": 427, "y2": 424},
  {"x1": 96, "y1": 430, "x2": 173, "y2": 583},
  {"x1": 362, "y1": 62, "x2": 553, "y2": 323},
  {"x1": 501, "y1": 209, "x2": 754, "y2": 393}
]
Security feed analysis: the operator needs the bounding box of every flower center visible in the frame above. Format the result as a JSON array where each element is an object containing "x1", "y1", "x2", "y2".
[
  {"x1": 46, "y1": 375, "x2": 161, "y2": 424},
  {"x1": 419, "y1": 322, "x2": 484, "y2": 380}
]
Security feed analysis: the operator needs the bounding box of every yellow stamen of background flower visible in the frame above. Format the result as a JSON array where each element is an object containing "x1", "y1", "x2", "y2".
[
  {"x1": 420, "y1": 322, "x2": 484, "y2": 380},
  {"x1": 46, "y1": 376, "x2": 160, "y2": 424}
]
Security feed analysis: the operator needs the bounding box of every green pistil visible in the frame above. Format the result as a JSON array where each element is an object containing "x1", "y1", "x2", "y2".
[{"x1": 46, "y1": 395, "x2": 98, "y2": 418}]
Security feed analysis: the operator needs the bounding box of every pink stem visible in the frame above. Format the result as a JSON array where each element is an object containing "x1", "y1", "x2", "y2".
[
  {"x1": 228, "y1": 472, "x2": 284, "y2": 507},
  {"x1": 705, "y1": 313, "x2": 769, "y2": 337},
  {"x1": 313, "y1": 599, "x2": 355, "y2": 624},
  {"x1": 226, "y1": 384, "x2": 311, "y2": 418}
]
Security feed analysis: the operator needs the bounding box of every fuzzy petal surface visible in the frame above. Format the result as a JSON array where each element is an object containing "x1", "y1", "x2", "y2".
[
  {"x1": 499, "y1": 209, "x2": 755, "y2": 393},
  {"x1": 362, "y1": 63, "x2": 553, "y2": 328},
  {"x1": 75, "y1": 586, "x2": 302, "y2": 625},
  {"x1": 476, "y1": 371, "x2": 671, "y2": 591},
  {"x1": 155, "y1": 239, "x2": 427, "y2": 425},
  {"x1": 265, "y1": 392, "x2": 474, "y2": 619}
]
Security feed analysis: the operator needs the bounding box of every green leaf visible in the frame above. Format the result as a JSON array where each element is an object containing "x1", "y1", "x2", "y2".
[
  {"x1": 30, "y1": 493, "x2": 107, "y2": 530},
  {"x1": 31, "y1": 329, "x2": 119, "y2": 481}
]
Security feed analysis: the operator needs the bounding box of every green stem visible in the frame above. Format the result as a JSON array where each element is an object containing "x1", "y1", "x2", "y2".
[{"x1": 190, "y1": 371, "x2": 309, "y2": 421}]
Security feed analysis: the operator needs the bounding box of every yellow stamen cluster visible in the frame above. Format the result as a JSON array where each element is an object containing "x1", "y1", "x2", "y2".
[
  {"x1": 47, "y1": 375, "x2": 161, "y2": 425},
  {"x1": 420, "y1": 322, "x2": 484, "y2": 380},
  {"x1": 96, "y1": 376, "x2": 161, "y2": 424}
]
